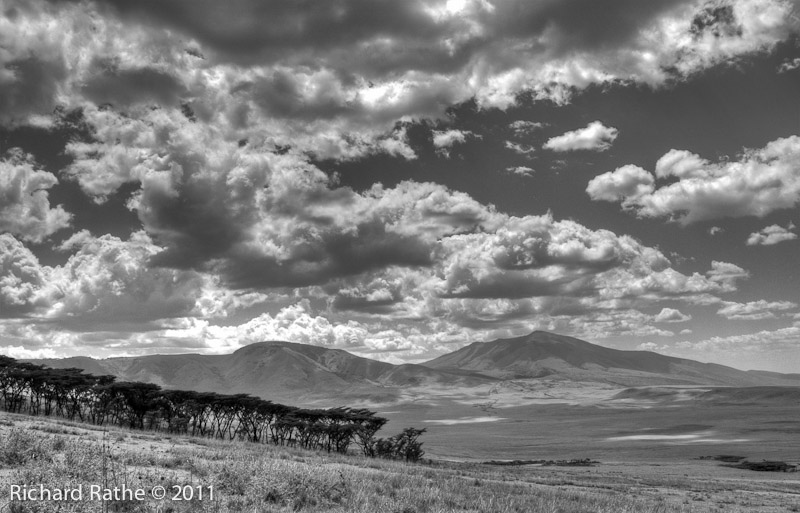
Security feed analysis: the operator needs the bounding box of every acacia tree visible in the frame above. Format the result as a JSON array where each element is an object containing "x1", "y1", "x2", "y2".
[
  {"x1": 376, "y1": 427, "x2": 427, "y2": 462},
  {"x1": 351, "y1": 409, "x2": 388, "y2": 456},
  {"x1": 0, "y1": 355, "x2": 429, "y2": 463},
  {"x1": 110, "y1": 382, "x2": 162, "y2": 429},
  {"x1": 86, "y1": 375, "x2": 118, "y2": 425},
  {"x1": 3, "y1": 363, "x2": 44, "y2": 413}
]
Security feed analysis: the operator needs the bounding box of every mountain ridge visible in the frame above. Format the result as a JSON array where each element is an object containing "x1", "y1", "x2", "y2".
[
  {"x1": 27, "y1": 332, "x2": 800, "y2": 402},
  {"x1": 30, "y1": 340, "x2": 495, "y2": 404},
  {"x1": 422, "y1": 331, "x2": 800, "y2": 387}
]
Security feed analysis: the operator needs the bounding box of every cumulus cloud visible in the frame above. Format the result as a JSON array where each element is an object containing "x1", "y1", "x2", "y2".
[
  {"x1": 586, "y1": 165, "x2": 654, "y2": 203},
  {"x1": 654, "y1": 307, "x2": 692, "y2": 323},
  {"x1": 706, "y1": 261, "x2": 750, "y2": 291},
  {"x1": 431, "y1": 129, "x2": 476, "y2": 157},
  {"x1": 504, "y1": 166, "x2": 535, "y2": 176},
  {"x1": 637, "y1": 341, "x2": 670, "y2": 352},
  {"x1": 161, "y1": 301, "x2": 424, "y2": 355},
  {"x1": 564, "y1": 309, "x2": 675, "y2": 339},
  {"x1": 2, "y1": 0, "x2": 798, "y2": 360},
  {"x1": 0, "y1": 234, "x2": 46, "y2": 316},
  {"x1": 56, "y1": 230, "x2": 95, "y2": 252},
  {"x1": 81, "y1": 58, "x2": 187, "y2": 107},
  {"x1": 746, "y1": 223, "x2": 797, "y2": 246},
  {"x1": 0, "y1": 149, "x2": 71, "y2": 243},
  {"x1": 0, "y1": 345, "x2": 59, "y2": 360},
  {"x1": 543, "y1": 121, "x2": 619, "y2": 152},
  {"x1": 331, "y1": 273, "x2": 408, "y2": 314},
  {"x1": 0, "y1": 2, "x2": 67, "y2": 125},
  {"x1": 1, "y1": 230, "x2": 265, "y2": 328},
  {"x1": 717, "y1": 299, "x2": 797, "y2": 320},
  {"x1": 40, "y1": 232, "x2": 211, "y2": 324},
  {"x1": 3, "y1": 0, "x2": 797, "y2": 151},
  {"x1": 504, "y1": 141, "x2": 536, "y2": 155},
  {"x1": 429, "y1": 213, "x2": 744, "y2": 332},
  {"x1": 509, "y1": 120, "x2": 545, "y2": 136},
  {"x1": 48, "y1": 197, "x2": 744, "y2": 356},
  {"x1": 778, "y1": 57, "x2": 800, "y2": 72},
  {"x1": 63, "y1": 107, "x2": 506, "y2": 290},
  {"x1": 679, "y1": 326, "x2": 800, "y2": 354},
  {"x1": 588, "y1": 137, "x2": 800, "y2": 223}
]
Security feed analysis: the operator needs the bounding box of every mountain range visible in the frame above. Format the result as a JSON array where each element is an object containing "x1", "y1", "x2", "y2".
[{"x1": 31, "y1": 331, "x2": 800, "y2": 403}]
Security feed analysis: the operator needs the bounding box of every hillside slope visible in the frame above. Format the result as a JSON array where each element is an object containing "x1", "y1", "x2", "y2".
[
  {"x1": 423, "y1": 331, "x2": 800, "y2": 387},
  {"x1": 33, "y1": 341, "x2": 494, "y2": 403},
  {"x1": 31, "y1": 332, "x2": 800, "y2": 401}
]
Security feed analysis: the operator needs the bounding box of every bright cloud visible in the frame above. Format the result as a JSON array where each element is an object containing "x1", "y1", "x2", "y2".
[
  {"x1": 717, "y1": 300, "x2": 797, "y2": 320},
  {"x1": 0, "y1": 234, "x2": 46, "y2": 316},
  {"x1": 432, "y1": 129, "x2": 476, "y2": 157},
  {"x1": 0, "y1": 149, "x2": 71, "y2": 243},
  {"x1": 654, "y1": 307, "x2": 692, "y2": 323},
  {"x1": 778, "y1": 57, "x2": 800, "y2": 72},
  {"x1": 509, "y1": 120, "x2": 544, "y2": 136},
  {"x1": 746, "y1": 223, "x2": 797, "y2": 246},
  {"x1": 504, "y1": 166, "x2": 535, "y2": 176},
  {"x1": 587, "y1": 165, "x2": 655, "y2": 203},
  {"x1": 504, "y1": 141, "x2": 536, "y2": 155},
  {"x1": 543, "y1": 121, "x2": 619, "y2": 152},
  {"x1": 588, "y1": 137, "x2": 800, "y2": 223}
]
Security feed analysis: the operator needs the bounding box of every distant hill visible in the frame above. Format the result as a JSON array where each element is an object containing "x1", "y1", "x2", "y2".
[
  {"x1": 422, "y1": 331, "x2": 800, "y2": 387},
  {"x1": 611, "y1": 386, "x2": 800, "y2": 406},
  {"x1": 32, "y1": 341, "x2": 494, "y2": 404},
  {"x1": 30, "y1": 332, "x2": 800, "y2": 402}
]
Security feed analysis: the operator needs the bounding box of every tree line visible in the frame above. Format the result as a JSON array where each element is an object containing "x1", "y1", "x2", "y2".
[{"x1": 0, "y1": 356, "x2": 425, "y2": 461}]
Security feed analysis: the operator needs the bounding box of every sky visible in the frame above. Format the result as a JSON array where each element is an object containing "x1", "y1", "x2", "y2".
[{"x1": 1, "y1": 0, "x2": 799, "y2": 372}]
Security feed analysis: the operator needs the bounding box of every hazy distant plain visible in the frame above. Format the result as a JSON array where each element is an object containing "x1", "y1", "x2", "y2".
[{"x1": 377, "y1": 384, "x2": 800, "y2": 464}]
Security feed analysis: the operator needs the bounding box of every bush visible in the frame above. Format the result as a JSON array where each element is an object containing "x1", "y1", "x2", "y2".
[
  {"x1": 0, "y1": 429, "x2": 54, "y2": 465},
  {"x1": 375, "y1": 428, "x2": 426, "y2": 462}
]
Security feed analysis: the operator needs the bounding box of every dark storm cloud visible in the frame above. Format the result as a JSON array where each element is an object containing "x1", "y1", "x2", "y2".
[
  {"x1": 440, "y1": 298, "x2": 540, "y2": 329},
  {"x1": 211, "y1": 221, "x2": 433, "y2": 289},
  {"x1": 138, "y1": 177, "x2": 251, "y2": 270},
  {"x1": 243, "y1": 69, "x2": 464, "y2": 126},
  {"x1": 492, "y1": 242, "x2": 624, "y2": 272},
  {"x1": 94, "y1": 0, "x2": 694, "y2": 72},
  {"x1": 81, "y1": 59, "x2": 187, "y2": 107},
  {"x1": 486, "y1": 0, "x2": 692, "y2": 54},
  {"x1": 0, "y1": 57, "x2": 66, "y2": 125},
  {"x1": 331, "y1": 295, "x2": 400, "y2": 314},
  {"x1": 331, "y1": 281, "x2": 405, "y2": 313},
  {"x1": 245, "y1": 71, "x2": 352, "y2": 121},
  {"x1": 96, "y1": 0, "x2": 456, "y2": 69},
  {"x1": 439, "y1": 270, "x2": 594, "y2": 299}
]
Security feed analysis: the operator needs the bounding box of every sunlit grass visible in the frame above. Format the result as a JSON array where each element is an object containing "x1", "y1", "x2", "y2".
[{"x1": 0, "y1": 413, "x2": 793, "y2": 512}]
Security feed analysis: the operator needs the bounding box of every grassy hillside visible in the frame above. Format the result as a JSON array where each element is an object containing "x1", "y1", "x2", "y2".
[{"x1": 1, "y1": 412, "x2": 798, "y2": 512}]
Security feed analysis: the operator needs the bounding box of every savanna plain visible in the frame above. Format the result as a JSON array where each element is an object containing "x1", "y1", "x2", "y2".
[{"x1": 1, "y1": 384, "x2": 799, "y2": 513}]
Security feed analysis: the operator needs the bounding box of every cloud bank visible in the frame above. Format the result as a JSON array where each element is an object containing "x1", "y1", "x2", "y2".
[{"x1": 1, "y1": 0, "x2": 799, "y2": 363}]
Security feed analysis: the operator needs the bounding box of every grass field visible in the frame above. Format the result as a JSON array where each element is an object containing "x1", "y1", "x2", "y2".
[{"x1": 1, "y1": 405, "x2": 799, "y2": 513}]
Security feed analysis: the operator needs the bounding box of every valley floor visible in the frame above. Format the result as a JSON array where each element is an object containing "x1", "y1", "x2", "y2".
[{"x1": 1, "y1": 410, "x2": 799, "y2": 512}]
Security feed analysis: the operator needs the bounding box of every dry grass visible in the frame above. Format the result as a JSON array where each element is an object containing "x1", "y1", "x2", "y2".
[{"x1": 0, "y1": 413, "x2": 796, "y2": 512}]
